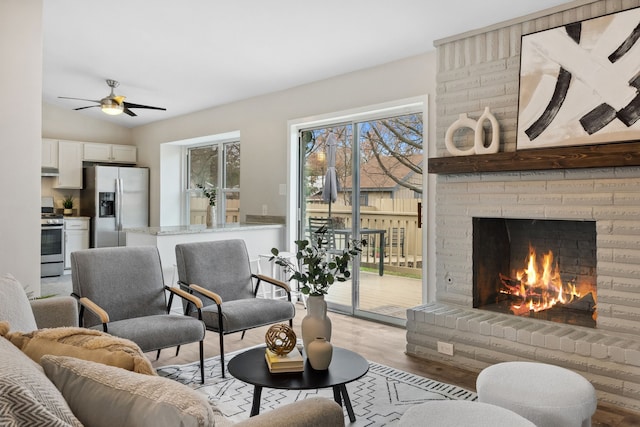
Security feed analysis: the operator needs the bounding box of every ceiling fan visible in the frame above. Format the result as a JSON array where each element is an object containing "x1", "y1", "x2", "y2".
[{"x1": 59, "y1": 79, "x2": 166, "y2": 117}]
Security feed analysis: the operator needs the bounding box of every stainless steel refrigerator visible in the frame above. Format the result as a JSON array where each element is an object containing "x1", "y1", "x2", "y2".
[{"x1": 80, "y1": 166, "x2": 149, "y2": 247}]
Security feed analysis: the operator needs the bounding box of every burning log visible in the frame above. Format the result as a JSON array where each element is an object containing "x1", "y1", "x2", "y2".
[
  {"x1": 510, "y1": 304, "x2": 533, "y2": 316},
  {"x1": 560, "y1": 292, "x2": 596, "y2": 312},
  {"x1": 499, "y1": 271, "x2": 596, "y2": 315},
  {"x1": 499, "y1": 273, "x2": 522, "y2": 294}
]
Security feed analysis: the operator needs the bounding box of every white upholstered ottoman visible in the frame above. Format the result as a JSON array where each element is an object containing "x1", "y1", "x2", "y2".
[
  {"x1": 476, "y1": 362, "x2": 597, "y2": 427},
  {"x1": 398, "y1": 400, "x2": 535, "y2": 427}
]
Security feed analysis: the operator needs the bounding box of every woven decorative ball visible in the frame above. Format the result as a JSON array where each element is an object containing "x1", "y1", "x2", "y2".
[{"x1": 265, "y1": 324, "x2": 297, "y2": 356}]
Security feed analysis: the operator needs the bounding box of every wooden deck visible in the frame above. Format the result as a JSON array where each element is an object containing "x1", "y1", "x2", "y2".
[{"x1": 324, "y1": 271, "x2": 422, "y2": 320}]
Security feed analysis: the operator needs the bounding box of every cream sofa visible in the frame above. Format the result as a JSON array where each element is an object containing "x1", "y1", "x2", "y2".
[{"x1": 0, "y1": 274, "x2": 344, "y2": 427}]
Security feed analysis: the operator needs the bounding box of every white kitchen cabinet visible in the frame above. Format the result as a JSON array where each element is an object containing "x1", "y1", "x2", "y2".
[
  {"x1": 42, "y1": 139, "x2": 58, "y2": 168},
  {"x1": 84, "y1": 143, "x2": 137, "y2": 164},
  {"x1": 111, "y1": 145, "x2": 137, "y2": 163},
  {"x1": 55, "y1": 140, "x2": 83, "y2": 189},
  {"x1": 64, "y1": 218, "x2": 89, "y2": 269}
]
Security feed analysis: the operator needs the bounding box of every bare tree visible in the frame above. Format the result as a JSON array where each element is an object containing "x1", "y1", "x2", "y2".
[
  {"x1": 361, "y1": 114, "x2": 423, "y2": 194},
  {"x1": 303, "y1": 113, "x2": 423, "y2": 200}
]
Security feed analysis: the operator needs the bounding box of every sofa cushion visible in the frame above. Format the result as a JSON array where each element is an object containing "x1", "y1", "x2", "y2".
[
  {"x1": 1, "y1": 322, "x2": 155, "y2": 375},
  {"x1": 0, "y1": 337, "x2": 82, "y2": 427},
  {"x1": 42, "y1": 355, "x2": 226, "y2": 427},
  {"x1": 0, "y1": 273, "x2": 38, "y2": 332}
]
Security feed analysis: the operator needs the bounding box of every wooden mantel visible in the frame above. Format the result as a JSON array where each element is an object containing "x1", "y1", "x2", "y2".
[{"x1": 428, "y1": 141, "x2": 640, "y2": 174}]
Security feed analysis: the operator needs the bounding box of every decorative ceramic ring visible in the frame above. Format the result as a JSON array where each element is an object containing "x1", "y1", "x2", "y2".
[{"x1": 445, "y1": 113, "x2": 481, "y2": 156}]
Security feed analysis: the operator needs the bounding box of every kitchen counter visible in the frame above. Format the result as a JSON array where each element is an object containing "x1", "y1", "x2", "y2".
[
  {"x1": 125, "y1": 223, "x2": 286, "y2": 285},
  {"x1": 126, "y1": 222, "x2": 283, "y2": 236}
]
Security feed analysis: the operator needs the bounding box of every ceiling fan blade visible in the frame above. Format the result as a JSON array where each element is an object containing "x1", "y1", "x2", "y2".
[
  {"x1": 59, "y1": 96, "x2": 101, "y2": 103},
  {"x1": 74, "y1": 105, "x2": 100, "y2": 111},
  {"x1": 123, "y1": 107, "x2": 137, "y2": 117},
  {"x1": 123, "y1": 101, "x2": 166, "y2": 111}
]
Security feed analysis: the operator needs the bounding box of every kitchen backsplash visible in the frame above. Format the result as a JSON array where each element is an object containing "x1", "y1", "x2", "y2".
[{"x1": 41, "y1": 177, "x2": 81, "y2": 213}]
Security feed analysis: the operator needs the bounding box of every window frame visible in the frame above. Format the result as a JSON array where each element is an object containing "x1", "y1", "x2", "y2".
[{"x1": 184, "y1": 137, "x2": 240, "y2": 225}]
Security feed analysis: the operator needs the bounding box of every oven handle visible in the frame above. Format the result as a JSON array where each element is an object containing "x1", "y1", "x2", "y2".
[{"x1": 41, "y1": 225, "x2": 64, "y2": 230}]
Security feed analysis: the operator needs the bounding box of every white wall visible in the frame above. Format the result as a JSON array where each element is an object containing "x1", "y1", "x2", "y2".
[
  {"x1": 0, "y1": 0, "x2": 43, "y2": 295},
  {"x1": 133, "y1": 52, "x2": 438, "y2": 228},
  {"x1": 43, "y1": 103, "x2": 133, "y2": 144}
]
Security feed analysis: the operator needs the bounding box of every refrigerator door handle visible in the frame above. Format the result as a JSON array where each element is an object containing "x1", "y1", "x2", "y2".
[{"x1": 115, "y1": 178, "x2": 122, "y2": 231}]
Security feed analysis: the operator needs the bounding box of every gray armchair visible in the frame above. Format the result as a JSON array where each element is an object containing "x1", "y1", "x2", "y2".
[
  {"x1": 175, "y1": 239, "x2": 296, "y2": 377},
  {"x1": 71, "y1": 246, "x2": 206, "y2": 382}
]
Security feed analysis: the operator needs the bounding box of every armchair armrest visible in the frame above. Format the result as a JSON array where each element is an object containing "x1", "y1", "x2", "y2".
[
  {"x1": 165, "y1": 285, "x2": 203, "y2": 309},
  {"x1": 253, "y1": 274, "x2": 291, "y2": 293},
  {"x1": 189, "y1": 284, "x2": 223, "y2": 306},
  {"x1": 78, "y1": 297, "x2": 110, "y2": 324},
  {"x1": 30, "y1": 296, "x2": 78, "y2": 328}
]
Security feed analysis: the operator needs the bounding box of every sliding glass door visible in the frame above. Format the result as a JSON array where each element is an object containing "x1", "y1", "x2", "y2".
[{"x1": 299, "y1": 110, "x2": 423, "y2": 325}]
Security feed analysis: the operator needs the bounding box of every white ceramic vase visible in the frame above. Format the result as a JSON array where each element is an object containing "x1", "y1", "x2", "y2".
[
  {"x1": 301, "y1": 295, "x2": 332, "y2": 354},
  {"x1": 206, "y1": 206, "x2": 216, "y2": 228},
  {"x1": 474, "y1": 107, "x2": 500, "y2": 154},
  {"x1": 307, "y1": 337, "x2": 333, "y2": 370}
]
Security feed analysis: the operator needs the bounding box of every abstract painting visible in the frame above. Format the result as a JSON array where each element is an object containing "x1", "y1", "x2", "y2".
[{"x1": 516, "y1": 7, "x2": 640, "y2": 150}]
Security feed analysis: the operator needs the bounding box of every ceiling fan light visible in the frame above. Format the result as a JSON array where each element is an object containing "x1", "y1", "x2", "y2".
[{"x1": 101, "y1": 98, "x2": 124, "y2": 115}]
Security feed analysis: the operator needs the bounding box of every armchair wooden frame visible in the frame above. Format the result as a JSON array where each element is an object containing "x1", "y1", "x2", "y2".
[
  {"x1": 72, "y1": 286, "x2": 206, "y2": 384},
  {"x1": 180, "y1": 273, "x2": 293, "y2": 378}
]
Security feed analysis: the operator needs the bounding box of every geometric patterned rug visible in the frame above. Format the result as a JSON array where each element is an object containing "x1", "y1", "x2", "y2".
[{"x1": 157, "y1": 347, "x2": 477, "y2": 426}]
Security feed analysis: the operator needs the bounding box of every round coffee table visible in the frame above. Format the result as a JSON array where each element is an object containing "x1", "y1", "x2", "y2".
[{"x1": 227, "y1": 346, "x2": 369, "y2": 422}]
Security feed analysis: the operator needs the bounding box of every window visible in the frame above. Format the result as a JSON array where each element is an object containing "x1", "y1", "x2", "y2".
[{"x1": 186, "y1": 140, "x2": 240, "y2": 224}]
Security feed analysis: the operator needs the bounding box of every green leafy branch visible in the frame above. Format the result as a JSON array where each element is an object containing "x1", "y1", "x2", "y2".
[
  {"x1": 271, "y1": 227, "x2": 365, "y2": 296},
  {"x1": 196, "y1": 183, "x2": 217, "y2": 207}
]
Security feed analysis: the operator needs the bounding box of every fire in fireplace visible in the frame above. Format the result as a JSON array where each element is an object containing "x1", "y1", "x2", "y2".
[{"x1": 473, "y1": 218, "x2": 597, "y2": 328}]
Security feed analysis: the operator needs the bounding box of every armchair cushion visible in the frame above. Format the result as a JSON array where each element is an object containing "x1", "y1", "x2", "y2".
[
  {"x1": 0, "y1": 273, "x2": 38, "y2": 332},
  {"x1": 199, "y1": 298, "x2": 295, "y2": 333},
  {"x1": 1, "y1": 322, "x2": 155, "y2": 375},
  {"x1": 91, "y1": 314, "x2": 205, "y2": 353},
  {"x1": 42, "y1": 355, "x2": 224, "y2": 427}
]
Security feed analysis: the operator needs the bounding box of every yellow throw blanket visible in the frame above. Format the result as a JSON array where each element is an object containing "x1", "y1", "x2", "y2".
[{"x1": 0, "y1": 321, "x2": 156, "y2": 375}]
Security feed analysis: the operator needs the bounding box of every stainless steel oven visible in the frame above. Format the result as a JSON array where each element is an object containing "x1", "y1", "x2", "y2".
[{"x1": 41, "y1": 197, "x2": 65, "y2": 277}]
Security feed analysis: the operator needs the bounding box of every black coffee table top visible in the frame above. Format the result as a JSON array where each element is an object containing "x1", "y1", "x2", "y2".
[{"x1": 227, "y1": 346, "x2": 369, "y2": 390}]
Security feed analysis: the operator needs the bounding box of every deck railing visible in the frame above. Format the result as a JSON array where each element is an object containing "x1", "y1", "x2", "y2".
[
  {"x1": 307, "y1": 199, "x2": 422, "y2": 274},
  {"x1": 189, "y1": 197, "x2": 422, "y2": 275}
]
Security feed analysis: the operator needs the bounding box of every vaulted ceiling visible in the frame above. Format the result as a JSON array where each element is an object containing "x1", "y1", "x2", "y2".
[{"x1": 42, "y1": 0, "x2": 574, "y2": 128}]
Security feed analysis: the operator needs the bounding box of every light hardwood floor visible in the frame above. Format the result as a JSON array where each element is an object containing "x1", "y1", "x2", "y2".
[{"x1": 149, "y1": 303, "x2": 640, "y2": 427}]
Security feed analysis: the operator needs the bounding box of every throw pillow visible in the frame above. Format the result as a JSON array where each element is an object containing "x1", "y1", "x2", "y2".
[
  {"x1": 0, "y1": 337, "x2": 82, "y2": 427},
  {"x1": 0, "y1": 321, "x2": 155, "y2": 375},
  {"x1": 42, "y1": 355, "x2": 223, "y2": 427},
  {"x1": 0, "y1": 273, "x2": 38, "y2": 332}
]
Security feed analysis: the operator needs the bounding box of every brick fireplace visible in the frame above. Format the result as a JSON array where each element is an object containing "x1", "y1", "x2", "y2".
[
  {"x1": 406, "y1": 0, "x2": 640, "y2": 413},
  {"x1": 406, "y1": 167, "x2": 640, "y2": 412}
]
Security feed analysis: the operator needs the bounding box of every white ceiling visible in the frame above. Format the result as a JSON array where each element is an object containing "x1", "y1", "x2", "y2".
[{"x1": 42, "y1": 0, "x2": 575, "y2": 128}]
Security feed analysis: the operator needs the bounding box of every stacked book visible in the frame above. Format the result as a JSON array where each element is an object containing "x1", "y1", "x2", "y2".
[{"x1": 264, "y1": 347, "x2": 304, "y2": 373}]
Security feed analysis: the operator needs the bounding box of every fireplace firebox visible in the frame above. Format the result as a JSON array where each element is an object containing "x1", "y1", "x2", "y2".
[{"x1": 473, "y1": 218, "x2": 597, "y2": 328}]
